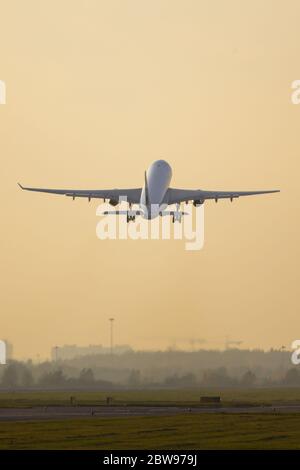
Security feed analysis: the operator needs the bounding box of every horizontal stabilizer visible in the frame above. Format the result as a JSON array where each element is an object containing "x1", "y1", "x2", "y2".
[
  {"x1": 159, "y1": 210, "x2": 189, "y2": 216},
  {"x1": 102, "y1": 210, "x2": 142, "y2": 216}
]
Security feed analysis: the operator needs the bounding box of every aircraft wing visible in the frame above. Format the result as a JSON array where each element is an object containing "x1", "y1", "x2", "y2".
[
  {"x1": 18, "y1": 183, "x2": 142, "y2": 203},
  {"x1": 167, "y1": 188, "x2": 280, "y2": 204}
]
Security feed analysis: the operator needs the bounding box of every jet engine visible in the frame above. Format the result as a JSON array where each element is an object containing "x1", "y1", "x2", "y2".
[
  {"x1": 109, "y1": 199, "x2": 118, "y2": 206},
  {"x1": 193, "y1": 199, "x2": 204, "y2": 206}
]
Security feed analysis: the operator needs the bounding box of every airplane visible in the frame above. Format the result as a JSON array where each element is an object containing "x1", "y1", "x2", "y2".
[{"x1": 18, "y1": 159, "x2": 279, "y2": 223}]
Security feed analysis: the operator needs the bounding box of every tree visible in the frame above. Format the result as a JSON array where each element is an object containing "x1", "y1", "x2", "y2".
[
  {"x1": 1, "y1": 363, "x2": 18, "y2": 388},
  {"x1": 39, "y1": 369, "x2": 66, "y2": 387},
  {"x1": 21, "y1": 368, "x2": 34, "y2": 388},
  {"x1": 128, "y1": 370, "x2": 141, "y2": 387},
  {"x1": 164, "y1": 373, "x2": 197, "y2": 387},
  {"x1": 240, "y1": 370, "x2": 256, "y2": 387},
  {"x1": 284, "y1": 368, "x2": 300, "y2": 386},
  {"x1": 79, "y1": 368, "x2": 95, "y2": 384},
  {"x1": 202, "y1": 367, "x2": 237, "y2": 387}
]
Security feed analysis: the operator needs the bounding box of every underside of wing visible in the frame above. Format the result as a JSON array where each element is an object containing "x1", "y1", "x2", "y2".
[
  {"x1": 167, "y1": 188, "x2": 280, "y2": 204},
  {"x1": 18, "y1": 184, "x2": 142, "y2": 204}
]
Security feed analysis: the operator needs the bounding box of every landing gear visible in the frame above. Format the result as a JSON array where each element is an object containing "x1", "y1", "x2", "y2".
[
  {"x1": 193, "y1": 199, "x2": 204, "y2": 206},
  {"x1": 127, "y1": 214, "x2": 136, "y2": 223},
  {"x1": 172, "y1": 204, "x2": 182, "y2": 223},
  {"x1": 172, "y1": 214, "x2": 182, "y2": 223}
]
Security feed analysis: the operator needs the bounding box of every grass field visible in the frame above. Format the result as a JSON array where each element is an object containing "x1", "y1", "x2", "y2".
[
  {"x1": 0, "y1": 413, "x2": 300, "y2": 449},
  {"x1": 1, "y1": 387, "x2": 300, "y2": 408},
  {"x1": 1, "y1": 389, "x2": 300, "y2": 449}
]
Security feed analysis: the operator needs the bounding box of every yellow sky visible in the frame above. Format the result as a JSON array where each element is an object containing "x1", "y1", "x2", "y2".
[{"x1": 0, "y1": 0, "x2": 299, "y2": 359}]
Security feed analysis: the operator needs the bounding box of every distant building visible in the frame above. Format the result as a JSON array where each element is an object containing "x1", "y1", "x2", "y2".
[
  {"x1": 51, "y1": 343, "x2": 132, "y2": 361},
  {"x1": 3, "y1": 340, "x2": 13, "y2": 360}
]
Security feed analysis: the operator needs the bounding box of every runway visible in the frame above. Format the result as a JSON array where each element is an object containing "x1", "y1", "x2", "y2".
[{"x1": 1, "y1": 404, "x2": 300, "y2": 421}]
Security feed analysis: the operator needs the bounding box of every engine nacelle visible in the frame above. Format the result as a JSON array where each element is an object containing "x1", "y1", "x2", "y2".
[
  {"x1": 193, "y1": 199, "x2": 204, "y2": 206},
  {"x1": 109, "y1": 199, "x2": 118, "y2": 206}
]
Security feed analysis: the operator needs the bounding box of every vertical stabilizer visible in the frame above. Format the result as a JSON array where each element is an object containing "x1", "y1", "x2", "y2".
[{"x1": 144, "y1": 171, "x2": 149, "y2": 205}]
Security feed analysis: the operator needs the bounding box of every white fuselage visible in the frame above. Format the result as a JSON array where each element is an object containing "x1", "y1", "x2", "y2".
[{"x1": 140, "y1": 160, "x2": 172, "y2": 219}]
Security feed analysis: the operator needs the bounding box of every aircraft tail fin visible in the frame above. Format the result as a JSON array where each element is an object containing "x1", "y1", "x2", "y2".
[{"x1": 144, "y1": 171, "x2": 149, "y2": 205}]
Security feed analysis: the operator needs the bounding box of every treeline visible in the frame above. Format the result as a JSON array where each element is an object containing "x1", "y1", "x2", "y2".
[
  {"x1": 48, "y1": 348, "x2": 293, "y2": 385},
  {"x1": 58, "y1": 348, "x2": 291, "y2": 373},
  {"x1": 1, "y1": 360, "x2": 300, "y2": 390},
  {"x1": 0, "y1": 361, "x2": 114, "y2": 390},
  {"x1": 103, "y1": 367, "x2": 300, "y2": 388}
]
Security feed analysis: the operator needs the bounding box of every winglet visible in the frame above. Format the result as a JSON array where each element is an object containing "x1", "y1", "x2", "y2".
[{"x1": 18, "y1": 183, "x2": 25, "y2": 190}]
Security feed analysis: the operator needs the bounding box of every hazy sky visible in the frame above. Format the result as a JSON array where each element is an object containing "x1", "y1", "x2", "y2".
[{"x1": 1, "y1": 0, "x2": 299, "y2": 359}]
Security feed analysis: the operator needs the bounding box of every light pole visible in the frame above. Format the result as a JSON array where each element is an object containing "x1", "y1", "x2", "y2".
[{"x1": 109, "y1": 318, "x2": 114, "y2": 355}]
